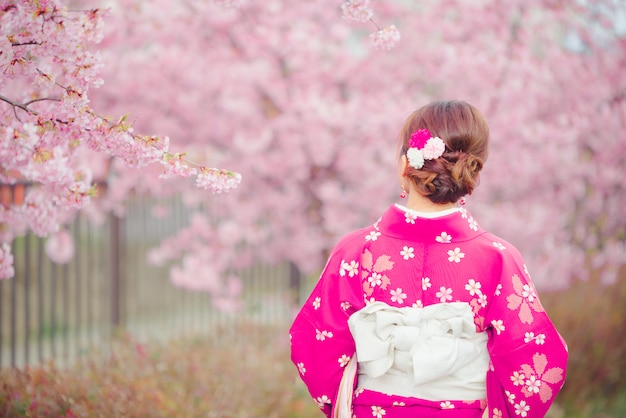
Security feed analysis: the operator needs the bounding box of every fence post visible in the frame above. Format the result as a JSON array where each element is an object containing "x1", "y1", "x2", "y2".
[
  {"x1": 110, "y1": 214, "x2": 124, "y2": 329},
  {"x1": 289, "y1": 261, "x2": 301, "y2": 307}
]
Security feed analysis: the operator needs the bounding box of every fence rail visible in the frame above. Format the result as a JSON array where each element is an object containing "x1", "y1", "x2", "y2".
[{"x1": 1, "y1": 192, "x2": 303, "y2": 369}]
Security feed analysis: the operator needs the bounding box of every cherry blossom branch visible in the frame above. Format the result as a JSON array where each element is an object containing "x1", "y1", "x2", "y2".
[
  {"x1": 0, "y1": 94, "x2": 33, "y2": 114},
  {"x1": 0, "y1": 92, "x2": 68, "y2": 127},
  {"x1": 2, "y1": 70, "x2": 241, "y2": 195},
  {"x1": 10, "y1": 41, "x2": 43, "y2": 46},
  {"x1": 24, "y1": 97, "x2": 61, "y2": 106},
  {"x1": 340, "y1": 0, "x2": 400, "y2": 50}
]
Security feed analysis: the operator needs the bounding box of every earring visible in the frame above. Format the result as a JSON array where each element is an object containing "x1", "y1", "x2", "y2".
[{"x1": 400, "y1": 185, "x2": 407, "y2": 199}]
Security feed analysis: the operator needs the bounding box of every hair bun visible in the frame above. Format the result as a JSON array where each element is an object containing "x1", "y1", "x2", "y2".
[
  {"x1": 451, "y1": 151, "x2": 483, "y2": 189},
  {"x1": 399, "y1": 101, "x2": 489, "y2": 204}
]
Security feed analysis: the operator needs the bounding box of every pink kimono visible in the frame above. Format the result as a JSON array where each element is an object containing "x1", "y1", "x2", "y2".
[{"x1": 290, "y1": 204, "x2": 568, "y2": 418}]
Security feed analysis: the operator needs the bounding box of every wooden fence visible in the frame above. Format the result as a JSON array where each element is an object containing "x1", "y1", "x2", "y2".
[{"x1": 0, "y1": 193, "x2": 304, "y2": 369}]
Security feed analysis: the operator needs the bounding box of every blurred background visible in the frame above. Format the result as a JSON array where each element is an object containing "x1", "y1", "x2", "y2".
[{"x1": 1, "y1": 0, "x2": 625, "y2": 416}]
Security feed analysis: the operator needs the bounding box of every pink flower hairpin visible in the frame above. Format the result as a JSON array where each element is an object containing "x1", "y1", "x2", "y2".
[{"x1": 406, "y1": 128, "x2": 446, "y2": 169}]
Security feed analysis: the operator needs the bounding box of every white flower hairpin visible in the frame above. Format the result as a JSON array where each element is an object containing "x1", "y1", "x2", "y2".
[{"x1": 406, "y1": 128, "x2": 446, "y2": 169}]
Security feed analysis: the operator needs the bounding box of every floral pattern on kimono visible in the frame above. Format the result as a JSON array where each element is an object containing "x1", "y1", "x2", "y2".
[{"x1": 290, "y1": 204, "x2": 568, "y2": 418}]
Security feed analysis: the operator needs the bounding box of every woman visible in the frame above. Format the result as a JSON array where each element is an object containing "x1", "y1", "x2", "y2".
[{"x1": 289, "y1": 101, "x2": 568, "y2": 418}]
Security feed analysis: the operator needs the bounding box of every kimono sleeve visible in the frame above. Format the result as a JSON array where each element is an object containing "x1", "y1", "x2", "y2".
[
  {"x1": 289, "y1": 239, "x2": 364, "y2": 418},
  {"x1": 484, "y1": 249, "x2": 568, "y2": 418}
]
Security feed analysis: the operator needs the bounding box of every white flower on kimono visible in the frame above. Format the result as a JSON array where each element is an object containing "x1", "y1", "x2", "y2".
[
  {"x1": 465, "y1": 278, "x2": 482, "y2": 296},
  {"x1": 493, "y1": 241, "x2": 506, "y2": 250},
  {"x1": 492, "y1": 408, "x2": 503, "y2": 418},
  {"x1": 506, "y1": 274, "x2": 544, "y2": 324},
  {"x1": 412, "y1": 300, "x2": 424, "y2": 308},
  {"x1": 368, "y1": 272, "x2": 383, "y2": 287},
  {"x1": 390, "y1": 288, "x2": 407, "y2": 304},
  {"x1": 312, "y1": 297, "x2": 321, "y2": 310},
  {"x1": 520, "y1": 353, "x2": 565, "y2": 402},
  {"x1": 468, "y1": 216, "x2": 478, "y2": 231},
  {"x1": 436, "y1": 231, "x2": 452, "y2": 243},
  {"x1": 505, "y1": 390, "x2": 516, "y2": 404},
  {"x1": 365, "y1": 231, "x2": 381, "y2": 241},
  {"x1": 495, "y1": 283, "x2": 503, "y2": 296},
  {"x1": 315, "y1": 329, "x2": 334, "y2": 341},
  {"x1": 340, "y1": 259, "x2": 359, "y2": 277},
  {"x1": 338, "y1": 354, "x2": 351, "y2": 367},
  {"x1": 510, "y1": 371, "x2": 526, "y2": 386},
  {"x1": 447, "y1": 247, "x2": 465, "y2": 263},
  {"x1": 478, "y1": 293, "x2": 488, "y2": 308},
  {"x1": 404, "y1": 211, "x2": 417, "y2": 224},
  {"x1": 491, "y1": 319, "x2": 506, "y2": 335},
  {"x1": 440, "y1": 401, "x2": 455, "y2": 409},
  {"x1": 521, "y1": 283, "x2": 537, "y2": 303},
  {"x1": 422, "y1": 277, "x2": 432, "y2": 290},
  {"x1": 315, "y1": 395, "x2": 331, "y2": 407},
  {"x1": 361, "y1": 250, "x2": 394, "y2": 297},
  {"x1": 400, "y1": 246, "x2": 415, "y2": 260},
  {"x1": 460, "y1": 207, "x2": 468, "y2": 219},
  {"x1": 392, "y1": 401, "x2": 406, "y2": 406},
  {"x1": 514, "y1": 400, "x2": 530, "y2": 417},
  {"x1": 524, "y1": 331, "x2": 546, "y2": 345},
  {"x1": 341, "y1": 301, "x2": 352, "y2": 311},
  {"x1": 297, "y1": 362, "x2": 306, "y2": 375},
  {"x1": 523, "y1": 264, "x2": 531, "y2": 277},
  {"x1": 371, "y1": 405, "x2": 386, "y2": 417},
  {"x1": 436, "y1": 286, "x2": 453, "y2": 303},
  {"x1": 525, "y1": 375, "x2": 542, "y2": 394}
]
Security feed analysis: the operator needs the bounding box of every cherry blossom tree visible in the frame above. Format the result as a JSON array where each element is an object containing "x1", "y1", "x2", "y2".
[
  {"x1": 3, "y1": 0, "x2": 624, "y2": 297},
  {"x1": 0, "y1": 0, "x2": 241, "y2": 279},
  {"x1": 89, "y1": 0, "x2": 412, "y2": 300},
  {"x1": 90, "y1": 0, "x2": 624, "y2": 295}
]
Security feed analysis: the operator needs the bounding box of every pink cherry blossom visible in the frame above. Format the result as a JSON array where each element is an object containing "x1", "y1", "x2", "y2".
[
  {"x1": 44, "y1": 229, "x2": 75, "y2": 264},
  {"x1": 370, "y1": 25, "x2": 401, "y2": 50},
  {"x1": 341, "y1": 0, "x2": 374, "y2": 23},
  {"x1": 0, "y1": 0, "x2": 240, "y2": 279},
  {"x1": 195, "y1": 168, "x2": 242, "y2": 194},
  {"x1": 3, "y1": 0, "x2": 623, "y2": 296},
  {"x1": 0, "y1": 243, "x2": 15, "y2": 280}
]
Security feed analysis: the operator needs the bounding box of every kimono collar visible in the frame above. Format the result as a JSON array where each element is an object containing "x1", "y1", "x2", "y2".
[{"x1": 374, "y1": 204, "x2": 484, "y2": 243}]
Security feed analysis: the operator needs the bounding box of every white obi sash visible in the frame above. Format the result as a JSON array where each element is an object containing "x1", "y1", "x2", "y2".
[{"x1": 347, "y1": 301, "x2": 488, "y2": 401}]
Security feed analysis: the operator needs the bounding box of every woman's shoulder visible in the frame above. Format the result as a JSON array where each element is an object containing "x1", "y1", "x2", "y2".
[
  {"x1": 332, "y1": 226, "x2": 372, "y2": 253},
  {"x1": 478, "y1": 231, "x2": 524, "y2": 257},
  {"x1": 469, "y1": 231, "x2": 528, "y2": 277}
]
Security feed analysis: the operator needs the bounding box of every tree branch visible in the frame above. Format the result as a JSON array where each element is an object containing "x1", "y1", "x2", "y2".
[
  {"x1": 0, "y1": 94, "x2": 68, "y2": 125},
  {"x1": 24, "y1": 97, "x2": 61, "y2": 106},
  {"x1": 10, "y1": 41, "x2": 43, "y2": 47},
  {"x1": 0, "y1": 94, "x2": 32, "y2": 113}
]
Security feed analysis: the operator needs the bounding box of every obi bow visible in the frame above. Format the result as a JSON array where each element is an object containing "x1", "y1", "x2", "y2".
[{"x1": 347, "y1": 301, "x2": 488, "y2": 387}]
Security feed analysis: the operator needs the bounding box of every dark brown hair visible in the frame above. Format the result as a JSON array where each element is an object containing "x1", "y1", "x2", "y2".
[{"x1": 399, "y1": 101, "x2": 489, "y2": 204}]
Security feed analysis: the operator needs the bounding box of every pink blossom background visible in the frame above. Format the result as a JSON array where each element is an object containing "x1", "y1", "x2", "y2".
[{"x1": 2, "y1": 0, "x2": 625, "y2": 298}]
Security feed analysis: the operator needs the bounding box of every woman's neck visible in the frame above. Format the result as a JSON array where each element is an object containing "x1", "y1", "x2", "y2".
[{"x1": 404, "y1": 192, "x2": 457, "y2": 213}]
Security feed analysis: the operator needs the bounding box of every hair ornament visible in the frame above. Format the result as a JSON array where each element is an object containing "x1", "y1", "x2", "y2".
[{"x1": 406, "y1": 128, "x2": 446, "y2": 169}]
